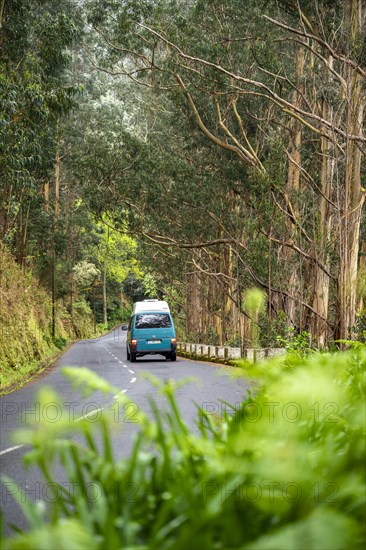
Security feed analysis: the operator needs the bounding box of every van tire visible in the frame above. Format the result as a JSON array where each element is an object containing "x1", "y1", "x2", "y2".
[
  {"x1": 130, "y1": 352, "x2": 137, "y2": 363},
  {"x1": 127, "y1": 347, "x2": 130, "y2": 360},
  {"x1": 170, "y1": 352, "x2": 177, "y2": 362}
]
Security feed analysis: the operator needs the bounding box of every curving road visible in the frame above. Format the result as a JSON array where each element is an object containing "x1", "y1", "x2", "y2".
[{"x1": 0, "y1": 327, "x2": 250, "y2": 536}]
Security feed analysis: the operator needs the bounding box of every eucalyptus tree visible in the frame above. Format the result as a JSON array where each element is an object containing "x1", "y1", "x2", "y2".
[
  {"x1": 63, "y1": 53, "x2": 248, "y2": 340},
  {"x1": 0, "y1": 0, "x2": 82, "y2": 264},
  {"x1": 81, "y1": 0, "x2": 365, "y2": 345}
]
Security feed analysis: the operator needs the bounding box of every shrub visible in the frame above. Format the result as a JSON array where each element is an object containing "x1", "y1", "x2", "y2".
[
  {"x1": 276, "y1": 327, "x2": 316, "y2": 356},
  {"x1": 53, "y1": 336, "x2": 67, "y2": 350},
  {"x1": 353, "y1": 311, "x2": 366, "y2": 343}
]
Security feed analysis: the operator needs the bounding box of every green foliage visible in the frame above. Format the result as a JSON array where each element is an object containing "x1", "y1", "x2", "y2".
[
  {"x1": 0, "y1": 244, "x2": 57, "y2": 389},
  {"x1": 276, "y1": 327, "x2": 316, "y2": 355},
  {"x1": 0, "y1": 0, "x2": 81, "y2": 250},
  {"x1": 53, "y1": 336, "x2": 67, "y2": 350},
  {"x1": 206, "y1": 325, "x2": 220, "y2": 345},
  {"x1": 224, "y1": 334, "x2": 241, "y2": 347},
  {"x1": 105, "y1": 300, "x2": 131, "y2": 329},
  {"x1": 259, "y1": 310, "x2": 289, "y2": 348},
  {"x1": 353, "y1": 311, "x2": 366, "y2": 343},
  {"x1": 4, "y1": 347, "x2": 365, "y2": 549},
  {"x1": 0, "y1": 245, "x2": 98, "y2": 391},
  {"x1": 75, "y1": 0, "x2": 366, "y2": 349},
  {"x1": 243, "y1": 288, "x2": 266, "y2": 320},
  {"x1": 141, "y1": 273, "x2": 159, "y2": 298},
  {"x1": 243, "y1": 288, "x2": 267, "y2": 351},
  {"x1": 2, "y1": 0, "x2": 365, "y2": 356},
  {"x1": 90, "y1": 221, "x2": 138, "y2": 283},
  {"x1": 72, "y1": 262, "x2": 100, "y2": 290}
]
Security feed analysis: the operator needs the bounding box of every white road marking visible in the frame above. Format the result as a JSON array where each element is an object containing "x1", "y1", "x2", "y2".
[
  {"x1": 0, "y1": 445, "x2": 24, "y2": 457},
  {"x1": 76, "y1": 407, "x2": 104, "y2": 422},
  {"x1": 113, "y1": 389, "x2": 127, "y2": 399},
  {"x1": 1, "y1": 345, "x2": 136, "y2": 456}
]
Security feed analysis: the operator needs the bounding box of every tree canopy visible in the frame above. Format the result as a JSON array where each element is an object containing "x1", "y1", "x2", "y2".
[{"x1": 1, "y1": 0, "x2": 365, "y2": 346}]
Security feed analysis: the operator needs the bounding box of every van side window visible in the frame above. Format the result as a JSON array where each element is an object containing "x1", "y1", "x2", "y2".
[
  {"x1": 135, "y1": 313, "x2": 172, "y2": 329},
  {"x1": 128, "y1": 318, "x2": 132, "y2": 330}
]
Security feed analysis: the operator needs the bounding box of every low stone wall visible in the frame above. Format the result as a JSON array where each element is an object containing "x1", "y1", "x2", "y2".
[{"x1": 177, "y1": 342, "x2": 286, "y2": 361}]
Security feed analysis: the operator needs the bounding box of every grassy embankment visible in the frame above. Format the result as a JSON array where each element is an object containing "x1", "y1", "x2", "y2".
[{"x1": 0, "y1": 244, "x2": 99, "y2": 393}]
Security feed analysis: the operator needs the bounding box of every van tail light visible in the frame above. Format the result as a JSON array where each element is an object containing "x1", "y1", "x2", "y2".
[
  {"x1": 171, "y1": 338, "x2": 177, "y2": 344},
  {"x1": 131, "y1": 339, "x2": 137, "y2": 347}
]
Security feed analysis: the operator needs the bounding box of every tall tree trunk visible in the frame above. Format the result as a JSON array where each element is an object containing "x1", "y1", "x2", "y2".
[
  {"x1": 55, "y1": 145, "x2": 61, "y2": 222},
  {"x1": 356, "y1": 238, "x2": 366, "y2": 314},
  {"x1": 337, "y1": 0, "x2": 365, "y2": 340},
  {"x1": 20, "y1": 203, "x2": 30, "y2": 269},
  {"x1": 70, "y1": 274, "x2": 75, "y2": 333},
  {"x1": 193, "y1": 253, "x2": 202, "y2": 340},
  {"x1": 311, "y1": 61, "x2": 335, "y2": 347},
  {"x1": 92, "y1": 285, "x2": 96, "y2": 335},
  {"x1": 103, "y1": 264, "x2": 107, "y2": 326},
  {"x1": 184, "y1": 256, "x2": 201, "y2": 340},
  {"x1": 284, "y1": 45, "x2": 305, "y2": 329},
  {"x1": 51, "y1": 135, "x2": 61, "y2": 339},
  {"x1": 223, "y1": 245, "x2": 234, "y2": 344},
  {"x1": 51, "y1": 249, "x2": 56, "y2": 339},
  {"x1": 44, "y1": 182, "x2": 50, "y2": 212}
]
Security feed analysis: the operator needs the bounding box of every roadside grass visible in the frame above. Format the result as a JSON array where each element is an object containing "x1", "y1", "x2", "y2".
[
  {"x1": 2, "y1": 345, "x2": 365, "y2": 550},
  {"x1": 0, "y1": 244, "x2": 104, "y2": 393},
  {"x1": 0, "y1": 323, "x2": 123, "y2": 395},
  {"x1": 0, "y1": 338, "x2": 76, "y2": 395},
  {"x1": 0, "y1": 353, "x2": 55, "y2": 395}
]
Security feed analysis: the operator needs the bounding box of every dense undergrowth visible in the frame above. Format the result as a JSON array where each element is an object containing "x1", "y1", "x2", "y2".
[
  {"x1": 0, "y1": 245, "x2": 98, "y2": 391},
  {"x1": 3, "y1": 345, "x2": 365, "y2": 549}
]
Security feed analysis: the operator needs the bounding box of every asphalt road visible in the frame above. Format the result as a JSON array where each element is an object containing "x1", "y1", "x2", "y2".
[{"x1": 0, "y1": 328, "x2": 250, "y2": 537}]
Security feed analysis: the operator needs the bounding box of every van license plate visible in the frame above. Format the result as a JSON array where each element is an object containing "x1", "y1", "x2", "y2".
[{"x1": 147, "y1": 339, "x2": 161, "y2": 344}]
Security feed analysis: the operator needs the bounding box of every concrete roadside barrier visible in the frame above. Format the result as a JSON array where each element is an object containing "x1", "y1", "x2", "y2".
[{"x1": 177, "y1": 342, "x2": 285, "y2": 362}]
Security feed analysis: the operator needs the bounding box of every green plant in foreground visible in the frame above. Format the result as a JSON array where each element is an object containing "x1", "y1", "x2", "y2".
[
  {"x1": 242, "y1": 288, "x2": 266, "y2": 360},
  {"x1": 2, "y1": 347, "x2": 366, "y2": 550}
]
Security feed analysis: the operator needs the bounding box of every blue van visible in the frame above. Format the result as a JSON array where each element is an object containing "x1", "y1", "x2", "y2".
[{"x1": 126, "y1": 300, "x2": 177, "y2": 362}]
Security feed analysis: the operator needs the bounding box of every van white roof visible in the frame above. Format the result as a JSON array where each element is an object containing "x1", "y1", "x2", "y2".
[{"x1": 132, "y1": 300, "x2": 170, "y2": 315}]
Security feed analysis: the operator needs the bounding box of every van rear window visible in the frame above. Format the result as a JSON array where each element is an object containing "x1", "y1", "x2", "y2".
[{"x1": 135, "y1": 313, "x2": 172, "y2": 329}]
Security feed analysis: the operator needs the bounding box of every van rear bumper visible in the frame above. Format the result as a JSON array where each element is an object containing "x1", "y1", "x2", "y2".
[
  {"x1": 129, "y1": 340, "x2": 176, "y2": 355},
  {"x1": 136, "y1": 344, "x2": 177, "y2": 354}
]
